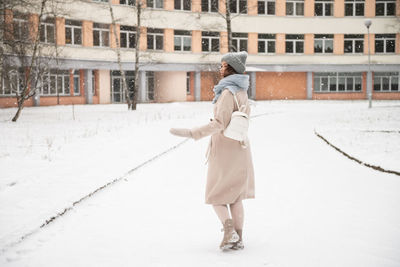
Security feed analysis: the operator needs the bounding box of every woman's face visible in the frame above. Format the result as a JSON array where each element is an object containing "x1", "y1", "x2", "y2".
[{"x1": 219, "y1": 61, "x2": 230, "y2": 78}]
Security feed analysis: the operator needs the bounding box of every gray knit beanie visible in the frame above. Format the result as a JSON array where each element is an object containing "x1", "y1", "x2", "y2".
[{"x1": 221, "y1": 51, "x2": 247, "y2": 74}]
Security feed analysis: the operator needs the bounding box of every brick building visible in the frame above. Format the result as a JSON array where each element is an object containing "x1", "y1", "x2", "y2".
[{"x1": 1, "y1": 0, "x2": 399, "y2": 108}]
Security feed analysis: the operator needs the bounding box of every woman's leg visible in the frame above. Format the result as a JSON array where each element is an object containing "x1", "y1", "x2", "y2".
[
  {"x1": 229, "y1": 201, "x2": 244, "y2": 233},
  {"x1": 212, "y1": 205, "x2": 230, "y2": 223}
]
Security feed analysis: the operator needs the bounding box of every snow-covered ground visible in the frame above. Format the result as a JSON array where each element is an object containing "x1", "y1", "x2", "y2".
[{"x1": 0, "y1": 100, "x2": 399, "y2": 267}]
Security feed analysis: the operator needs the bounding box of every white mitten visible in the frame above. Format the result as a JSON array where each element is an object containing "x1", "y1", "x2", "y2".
[{"x1": 169, "y1": 128, "x2": 192, "y2": 138}]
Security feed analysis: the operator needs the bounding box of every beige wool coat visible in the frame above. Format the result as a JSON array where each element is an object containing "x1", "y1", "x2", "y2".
[{"x1": 191, "y1": 89, "x2": 255, "y2": 205}]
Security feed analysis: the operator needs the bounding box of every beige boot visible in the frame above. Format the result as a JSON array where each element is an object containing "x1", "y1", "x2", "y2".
[
  {"x1": 219, "y1": 219, "x2": 240, "y2": 251},
  {"x1": 231, "y1": 229, "x2": 244, "y2": 250}
]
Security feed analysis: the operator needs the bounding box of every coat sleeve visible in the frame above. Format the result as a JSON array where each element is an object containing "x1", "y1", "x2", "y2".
[{"x1": 190, "y1": 90, "x2": 234, "y2": 141}]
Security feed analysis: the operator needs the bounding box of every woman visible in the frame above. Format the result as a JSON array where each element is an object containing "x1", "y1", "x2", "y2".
[{"x1": 170, "y1": 51, "x2": 255, "y2": 251}]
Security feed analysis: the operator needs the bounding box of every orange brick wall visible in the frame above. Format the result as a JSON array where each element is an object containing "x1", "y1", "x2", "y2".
[
  {"x1": 276, "y1": 0, "x2": 286, "y2": 16},
  {"x1": 140, "y1": 27, "x2": 147, "y2": 51},
  {"x1": 220, "y1": 31, "x2": 228, "y2": 54},
  {"x1": 56, "y1": 17, "x2": 65, "y2": 46},
  {"x1": 187, "y1": 72, "x2": 195, "y2": 101},
  {"x1": 192, "y1": 0, "x2": 201, "y2": 12},
  {"x1": 364, "y1": 33, "x2": 375, "y2": 54},
  {"x1": 396, "y1": 34, "x2": 400, "y2": 54},
  {"x1": 201, "y1": 72, "x2": 219, "y2": 101},
  {"x1": 334, "y1": 34, "x2": 344, "y2": 54},
  {"x1": 334, "y1": 0, "x2": 344, "y2": 17},
  {"x1": 29, "y1": 14, "x2": 39, "y2": 42},
  {"x1": 164, "y1": 0, "x2": 174, "y2": 10},
  {"x1": 0, "y1": 98, "x2": 33, "y2": 108},
  {"x1": 365, "y1": 0, "x2": 375, "y2": 17},
  {"x1": 276, "y1": 34, "x2": 285, "y2": 54},
  {"x1": 110, "y1": 24, "x2": 120, "y2": 48},
  {"x1": 192, "y1": 30, "x2": 202, "y2": 53},
  {"x1": 248, "y1": 32, "x2": 258, "y2": 55},
  {"x1": 305, "y1": 0, "x2": 315, "y2": 17},
  {"x1": 248, "y1": 0, "x2": 258, "y2": 15},
  {"x1": 164, "y1": 28, "x2": 174, "y2": 52},
  {"x1": 304, "y1": 34, "x2": 314, "y2": 54},
  {"x1": 82, "y1": 20, "x2": 93, "y2": 47},
  {"x1": 256, "y1": 72, "x2": 307, "y2": 100}
]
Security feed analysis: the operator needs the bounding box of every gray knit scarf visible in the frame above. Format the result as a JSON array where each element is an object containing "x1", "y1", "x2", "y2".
[{"x1": 212, "y1": 74, "x2": 249, "y2": 104}]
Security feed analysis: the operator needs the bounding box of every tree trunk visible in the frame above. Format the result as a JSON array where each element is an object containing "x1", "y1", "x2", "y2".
[
  {"x1": 108, "y1": 2, "x2": 132, "y2": 110},
  {"x1": 132, "y1": 0, "x2": 142, "y2": 110},
  {"x1": 225, "y1": 0, "x2": 233, "y2": 52}
]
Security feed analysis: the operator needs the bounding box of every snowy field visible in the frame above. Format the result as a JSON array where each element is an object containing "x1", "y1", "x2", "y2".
[{"x1": 0, "y1": 100, "x2": 399, "y2": 267}]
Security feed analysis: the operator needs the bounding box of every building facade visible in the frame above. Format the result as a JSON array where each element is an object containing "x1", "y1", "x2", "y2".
[{"x1": 1, "y1": 0, "x2": 399, "y2": 108}]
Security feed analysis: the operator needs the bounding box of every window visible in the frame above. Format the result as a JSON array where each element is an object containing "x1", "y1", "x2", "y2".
[
  {"x1": 175, "y1": 0, "x2": 191, "y2": 10},
  {"x1": 93, "y1": 0, "x2": 109, "y2": 2},
  {"x1": 147, "y1": 0, "x2": 163, "y2": 8},
  {"x1": 13, "y1": 13, "x2": 29, "y2": 41},
  {"x1": 314, "y1": 72, "x2": 362, "y2": 92},
  {"x1": 92, "y1": 70, "x2": 96, "y2": 96},
  {"x1": 120, "y1": 26, "x2": 136, "y2": 48},
  {"x1": 345, "y1": 0, "x2": 364, "y2": 16},
  {"x1": 314, "y1": 34, "x2": 333, "y2": 53},
  {"x1": 258, "y1": 34, "x2": 275, "y2": 53},
  {"x1": 93, "y1": 23, "x2": 109, "y2": 47},
  {"x1": 258, "y1": 0, "x2": 275, "y2": 15},
  {"x1": 285, "y1": 34, "x2": 304, "y2": 54},
  {"x1": 0, "y1": 68, "x2": 25, "y2": 96},
  {"x1": 202, "y1": 32, "x2": 220, "y2": 52},
  {"x1": 146, "y1": 71, "x2": 155, "y2": 101},
  {"x1": 147, "y1": 28, "x2": 163, "y2": 50},
  {"x1": 344, "y1": 34, "x2": 363, "y2": 53},
  {"x1": 315, "y1": 0, "x2": 333, "y2": 16},
  {"x1": 40, "y1": 70, "x2": 70, "y2": 96},
  {"x1": 120, "y1": 0, "x2": 135, "y2": 5},
  {"x1": 65, "y1": 20, "x2": 82, "y2": 45},
  {"x1": 174, "y1": 30, "x2": 191, "y2": 51},
  {"x1": 229, "y1": 0, "x2": 247, "y2": 13},
  {"x1": 374, "y1": 72, "x2": 399, "y2": 92},
  {"x1": 186, "y1": 72, "x2": 191, "y2": 94},
  {"x1": 111, "y1": 70, "x2": 135, "y2": 103},
  {"x1": 231, "y1": 33, "x2": 248, "y2": 52},
  {"x1": 286, "y1": 0, "x2": 304, "y2": 16},
  {"x1": 73, "y1": 70, "x2": 80, "y2": 95},
  {"x1": 375, "y1": 0, "x2": 396, "y2": 16},
  {"x1": 40, "y1": 17, "x2": 55, "y2": 44},
  {"x1": 375, "y1": 34, "x2": 396, "y2": 53},
  {"x1": 201, "y1": 0, "x2": 219, "y2": 12}
]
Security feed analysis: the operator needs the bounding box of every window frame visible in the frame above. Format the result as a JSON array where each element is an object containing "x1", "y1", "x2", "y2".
[
  {"x1": 257, "y1": 0, "x2": 276, "y2": 15},
  {"x1": 93, "y1": 23, "x2": 110, "y2": 47},
  {"x1": 375, "y1": 34, "x2": 396, "y2": 54},
  {"x1": 258, "y1": 34, "x2": 276, "y2": 54},
  {"x1": 174, "y1": 30, "x2": 192, "y2": 52},
  {"x1": 40, "y1": 18, "x2": 55, "y2": 44},
  {"x1": 345, "y1": 0, "x2": 365, "y2": 16},
  {"x1": 201, "y1": 0, "x2": 219, "y2": 12},
  {"x1": 314, "y1": 34, "x2": 333, "y2": 54},
  {"x1": 285, "y1": 34, "x2": 304, "y2": 54},
  {"x1": 0, "y1": 68, "x2": 25, "y2": 96},
  {"x1": 65, "y1": 20, "x2": 82, "y2": 46},
  {"x1": 314, "y1": 72, "x2": 363, "y2": 93},
  {"x1": 147, "y1": 28, "x2": 164, "y2": 51},
  {"x1": 373, "y1": 72, "x2": 399, "y2": 92},
  {"x1": 146, "y1": 71, "x2": 155, "y2": 101},
  {"x1": 286, "y1": 0, "x2": 304, "y2": 16},
  {"x1": 73, "y1": 70, "x2": 80, "y2": 96},
  {"x1": 147, "y1": 0, "x2": 164, "y2": 9},
  {"x1": 40, "y1": 70, "x2": 70, "y2": 96},
  {"x1": 375, "y1": 0, "x2": 396, "y2": 16},
  {"x1": 120, "y1": 25, "x2": 136, "y2": 49},
  {"x1": 120, "y1": 0, "x2": 136, "y2": 5},
  {"x1": 314, "y1": 0, "x2": 334, "y2": 16},
  {"x1": 175, "y1": 0, "x2": 191, "y2": 10},
  {"x1": 13, "y1": 16, "x2": 29, "y2": 42},
  {"x1": 232, "y1": 33, "x2": 248, "y2": 52},
  {"x1": 201, "y1": 31, "x2": 220, "y2": 52},
  {"x1": 344, "y1": 34, "x2": 364, "y2": 54},
  {"x1": 229, "y1": 0, "x2": 248, "y2": 14}
]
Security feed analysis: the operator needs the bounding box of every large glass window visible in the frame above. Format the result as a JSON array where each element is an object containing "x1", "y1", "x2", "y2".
[
  {"x1": 65, "y1": 20, "x2": 82, "y2": 45},
  {"x1": 120, "y1": 25, "x2": 136, "y2": 48},
  {"x1": 40, "y1": 70, "x2": 70, "y2": 96},
  {"x1": 93, "y1": 23, "x2": 109, "y2": 47},
  {"x1": 344, "y1": 34, "x2": 363, "y2": 53},
  {"x1": 13, "y1": 13, "x2": 28, "y2": 42},
  {"x1": 202, "y1": 31, "x2": 220, "y2": 52},
  {"x1": 201, "y1": 0, "x2": 219, "y2": 12},
  {"x1": 258, "y1": 34, "x2": 275, "y2": 53},
  {"x1": 258, "y1": 0, "x2": 275, "y2": 15},
  {"x1": 146, "y1": 71, "x2": 155, "y2": 101},
  {"x1": 186, "y1": 72, "x2": 191, "y2": 94},
  {"x1": 147, "y1": 28, "x2": 164, "y2": 50},
  {"x1": 175, "y1": 0, "x2": 191, "y2": 10},
  {"x1": 314, "y1": 72, "x2": 362, "y2": 92},
  {"x1": 111, "y1": 70, "x2": 135, "y2": 103},
  {"x1": 314, "y1": 34, "x2": 333, "y2": 53},
  {"x1": 286, "y1": 0, "x2": 304, "y2": 16},
  {"x1": 285, "y1": 34, "x2": 304, "y2": 54},
  {"x1": 374, "y1": 72, "x2": 399, "y2": 92},
  {"x1": 40, "y1": 17, "x2": 55, "y2": 44},
  {"x1": 0, "y1": 68, "x2": 25, "y2": 96},
  {"x1": 375, "y1": 0, "x2": 396, "y2": 16},
  {"x1": 174, "y1": 30, "x2": 191, "y2": 51},
  {"x1": 315, "y1": 0, "x2": 333, "y2": 16},
  {"x1": 73, "y1": 70, "x2": 80, "y2": 95},
  {"x1": 147, "y1": 0, "x2": 163, "y2": 8},
  {"x1": 345, "y1": 0, "x2": 364, "y2": 16},
  {"x1": 232, "y1": 33, "x2": 248, "y2": 52},
  {"x1": 375, "y1": 34, "x2": 396, "y2": 53},
  {"x1": 229, "y1": 0, "x2": 247, "y2": 13}
]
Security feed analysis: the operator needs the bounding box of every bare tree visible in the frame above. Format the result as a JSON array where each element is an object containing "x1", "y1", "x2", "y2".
[
  {"x1": 108, "y1": 2, "x2": 133, "y2": 109},
  {"x1": 131, "y1": 0, "x2": 143, "y2": 110},
  {"x1": 1, "y1": 0, "x2": 67, "y2": 121}
]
